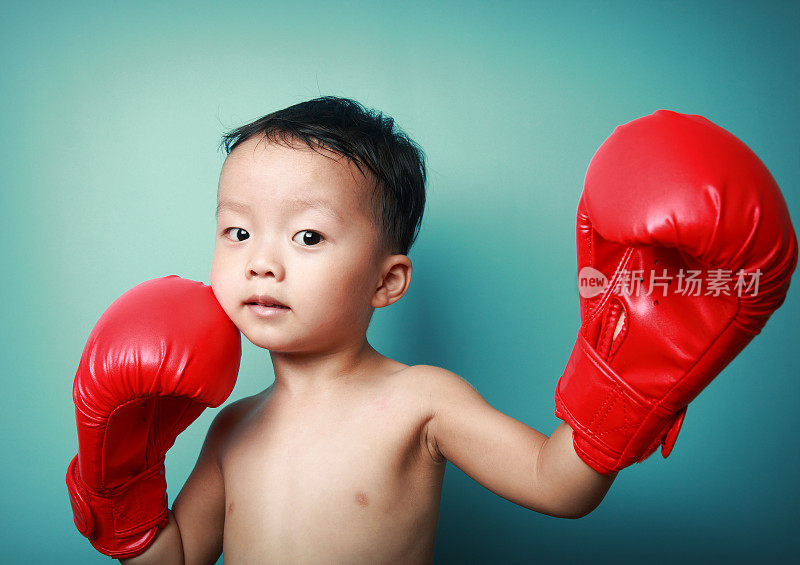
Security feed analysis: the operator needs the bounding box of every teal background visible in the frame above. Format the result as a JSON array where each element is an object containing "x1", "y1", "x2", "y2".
[{"x1": 2, "y1": 1, "x2": 797, "y2": 563}]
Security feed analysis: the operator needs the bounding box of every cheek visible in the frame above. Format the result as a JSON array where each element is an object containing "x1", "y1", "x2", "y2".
[
  {"x1": 210, "y1": 253, "x2": 237, "y2": 311},
  {"x1": 332, "y1": 255, "x2": 379, "y2": 303},
  {"x1": 210, "y1": 255, "x2": 223, "y2": 293},
  {"x1": 211, "y1": 243, "x2": 237, "y2": 278},
  {"x1": 295, "y1": 257, "x2": 370, "y2": 308}
]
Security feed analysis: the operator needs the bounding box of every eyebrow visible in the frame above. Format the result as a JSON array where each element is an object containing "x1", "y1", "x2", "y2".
[{"x1": 216, "y1": 197, "x2": 343, "y2": 222}]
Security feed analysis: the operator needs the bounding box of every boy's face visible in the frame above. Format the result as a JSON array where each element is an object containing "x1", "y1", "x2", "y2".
[{"x1": 211, "y1": 135, "x2": 386, "y2": 352}]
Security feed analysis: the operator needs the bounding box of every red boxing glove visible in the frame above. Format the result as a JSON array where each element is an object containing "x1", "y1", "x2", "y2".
[
  {"x1": 555, "y1": 110, "x2": 797, "y2": 474},
  {"x1": 66, "y1": 275, "x2": 241, "y2": 558}
]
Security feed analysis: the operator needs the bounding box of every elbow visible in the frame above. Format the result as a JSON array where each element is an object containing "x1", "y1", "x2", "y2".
[
  {"x1": 546, "y1": 497, "x2": 604, "y2": 520},
  {"x1": 546, "y1": 474, "x2": 616, "y2": 519},
  {"x1": 521, "y1": 498, "x2": 601, "y2": 520},
  {"x1": 559, "y1": 504, "x2": 597, "y2": 520}
]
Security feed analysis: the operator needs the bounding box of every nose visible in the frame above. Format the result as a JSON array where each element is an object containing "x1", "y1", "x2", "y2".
[{"x1": 246, "y1": 239, "x2": 285, "y2": 280}]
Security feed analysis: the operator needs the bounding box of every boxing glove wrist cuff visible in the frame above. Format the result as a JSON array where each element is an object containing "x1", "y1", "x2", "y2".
[
  {"x1": 555, "y1": 333, "x2": 686, "y2": 474},
  {"x1": 66, "y1": 455, "x2": 169, "y2": 558}
]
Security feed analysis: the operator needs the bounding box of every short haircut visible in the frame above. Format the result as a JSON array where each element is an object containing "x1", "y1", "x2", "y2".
[{"x1": 219, "y1": 96, "x2": 426, "y2": 256}]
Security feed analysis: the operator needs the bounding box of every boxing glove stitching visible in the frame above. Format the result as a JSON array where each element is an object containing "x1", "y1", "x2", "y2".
[{"x1": 587, "y1": 248, "x2": 635, "y2": 325}]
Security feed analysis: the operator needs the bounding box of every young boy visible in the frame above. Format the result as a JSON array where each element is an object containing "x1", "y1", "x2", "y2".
[{"x1": 66, "y1": 98, "x2": 796, "y2": 563}]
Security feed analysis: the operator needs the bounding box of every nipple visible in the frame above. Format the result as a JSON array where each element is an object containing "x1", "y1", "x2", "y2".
[{"x1": 354, "y1": 491, "x2": 369, "y2": 507}]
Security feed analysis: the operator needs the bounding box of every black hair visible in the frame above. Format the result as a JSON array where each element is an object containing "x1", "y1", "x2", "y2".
[{"x1": 219, "y1": 96, "x2": 426, "y2": 256}]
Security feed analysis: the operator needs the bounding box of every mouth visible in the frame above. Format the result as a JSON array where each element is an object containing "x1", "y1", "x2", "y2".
[
  {"x1": 244, "y1": 294, "x2": 290, "y2": 310},
  {"x1": 245, "y1": 301, "x2": 290, "y2": 309}
]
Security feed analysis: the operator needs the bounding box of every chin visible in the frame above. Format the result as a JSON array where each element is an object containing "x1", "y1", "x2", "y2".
[
  {"x1": 241, "y1": 330, "x2": 295, "y2": 352},
  {"x1": 242, "y1": 334, "x2": 279, "y2": 351}
]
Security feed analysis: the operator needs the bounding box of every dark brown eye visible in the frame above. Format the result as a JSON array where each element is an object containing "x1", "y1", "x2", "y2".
[
  {"x1": 293, "y1": 230, "x2": 323, "y2": 246},
  {"x1": 223, "y1": 228, "x2": 249, "y2": 242}
]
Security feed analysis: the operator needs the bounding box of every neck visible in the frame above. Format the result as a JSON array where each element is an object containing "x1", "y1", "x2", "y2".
[{"x1": 268, "y1": 338, "x2": 385, "y2": 395}]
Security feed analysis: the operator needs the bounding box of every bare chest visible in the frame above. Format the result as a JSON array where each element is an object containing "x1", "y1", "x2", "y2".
[{"x1": 219, "y1": 392, "x2": 444, "y2": 562}]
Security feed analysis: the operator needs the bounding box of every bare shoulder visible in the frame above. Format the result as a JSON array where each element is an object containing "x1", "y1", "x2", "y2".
[
  {"x1": 401, "y1": 364, "x2": 482, "y2": 406},
  {"x1": 205, "y1": 389, "x2": 269, "y2": 455},
  {"x1": 397, "y1": 365, "x2": 487, "y2": 464},
  {"x1": 213, "y1": 391, "x2": 262, "y2": 428}
]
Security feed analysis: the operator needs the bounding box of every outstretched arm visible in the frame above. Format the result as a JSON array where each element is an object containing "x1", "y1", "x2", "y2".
[{"x1": 422, "y1": 365, "x2": 615, "y2": 519}]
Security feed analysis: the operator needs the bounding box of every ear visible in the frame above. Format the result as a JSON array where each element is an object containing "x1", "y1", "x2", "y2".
[{"x1": 371, "y1": 255, "x2": 413, "y2": 308}]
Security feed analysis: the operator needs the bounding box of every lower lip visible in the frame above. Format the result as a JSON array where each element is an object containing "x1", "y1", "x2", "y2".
[{"x1": 246, "y1": 303, "x2": 290, "y2": 318}]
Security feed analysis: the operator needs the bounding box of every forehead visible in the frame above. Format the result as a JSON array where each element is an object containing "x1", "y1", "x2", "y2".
[{"x1": 218, "y1": 135, "x2": 373, "y2": 215}]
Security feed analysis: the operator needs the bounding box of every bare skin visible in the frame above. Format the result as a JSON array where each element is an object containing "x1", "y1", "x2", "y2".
[
  {"x1": 121, "y1": 137, "x2": 614, "y2": 565},
  {"x1": 159, "y1": 358, "x2": 613, "y2": 565},
  {"x1": 217, "y1": 358, "x2": 441, "y2": 564}
]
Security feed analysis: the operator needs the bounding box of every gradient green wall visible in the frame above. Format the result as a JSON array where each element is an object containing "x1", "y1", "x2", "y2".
[{"x1": 2, "y1": 1, "x2": 797, "y2": 562}]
